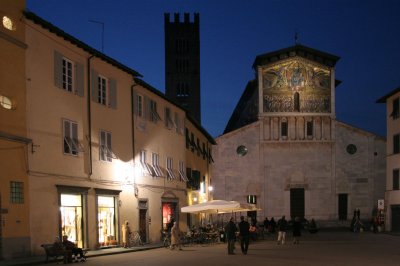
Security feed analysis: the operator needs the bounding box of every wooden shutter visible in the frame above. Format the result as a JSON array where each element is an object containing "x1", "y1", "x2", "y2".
[
  {"x1": 75, "y1": 62, "x2": 84, "y2": 97},
  {"x1": 91, "y1": 70, "x2": 98, "y2": 102},
  {"x1": 144, "y1": 96, "x2": 151, "y2": 121},
  {"x1": 54, "y1": 50, "x2": 63, "y2": 89},
  {"x1": 109, "y1": 79, "x2": 117, "y2": 109},
  {"x1": 132, "y1": 90, "x2": 138, "y2": 115}
]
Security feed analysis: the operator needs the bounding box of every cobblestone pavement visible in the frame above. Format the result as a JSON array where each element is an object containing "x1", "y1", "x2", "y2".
[{"x1": 30, "y1": 231, "x2": 400, "y2": 266}]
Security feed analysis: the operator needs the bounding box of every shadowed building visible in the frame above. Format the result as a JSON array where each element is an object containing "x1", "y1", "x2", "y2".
[
  {"x1": 164, "y1": 13, "x2": 201, "y2": 124},
  {"x1": 212, "y1": 44, "x2": 386, "y2": 227},
  {"x1": 377, "y1": 87, "x2": 400, "y2": 232}
]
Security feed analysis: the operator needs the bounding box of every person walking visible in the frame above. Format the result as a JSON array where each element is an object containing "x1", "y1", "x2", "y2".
[
  {"x1": 170, "y1": 222, "x2": 183, "y2": 250},
  {"x1": 225, "y1": 217, "x2": 238, "y2": 255},
  {"x1": 238, "y1": 216, "x2": 250, "y2": 255},
  {"x1": 292, "y1": 217, "x2": 302, "y2": 244},
  {"x1": 277, "y1": 215, "x2": 288, "y2": 245},
  {"x1": 121, "y1": 220, "x2": 132, "y2": 248}
]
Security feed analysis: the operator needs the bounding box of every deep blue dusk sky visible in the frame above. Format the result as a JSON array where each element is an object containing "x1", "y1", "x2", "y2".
[{"x1": 27, "y1": 0, "x2": 400, "y2": 138}]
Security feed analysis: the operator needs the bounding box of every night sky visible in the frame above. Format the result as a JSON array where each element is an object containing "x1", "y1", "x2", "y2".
[{"x1": 27, "y1": 0, "x2": 400, "y2": 138}]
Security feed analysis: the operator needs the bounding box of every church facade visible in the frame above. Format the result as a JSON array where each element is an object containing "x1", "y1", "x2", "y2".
[{"x1": 211, "y1": 45, "x2": 386, "y2": 226}]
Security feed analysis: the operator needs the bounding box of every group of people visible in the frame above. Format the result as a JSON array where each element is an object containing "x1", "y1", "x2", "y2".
[
  {"x1": 53, "y1": 235, "x2": 86, "y2": 263},
  {"x1": 224, "y1": 215, "x2": 318, "y2": 255}
]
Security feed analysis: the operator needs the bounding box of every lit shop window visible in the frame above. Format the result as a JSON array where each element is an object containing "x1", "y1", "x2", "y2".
[
  {"x1": 2, "y1": 16, "x2": 16, "y2": 31},
  {"x1": 0, "y1": 95, "x2": 14, "y2": 110}
]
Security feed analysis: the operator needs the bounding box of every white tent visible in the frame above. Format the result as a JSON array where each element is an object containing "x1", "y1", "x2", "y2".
[{"x1": 181, "y1": 200, "x2": 241, "y2": 214}]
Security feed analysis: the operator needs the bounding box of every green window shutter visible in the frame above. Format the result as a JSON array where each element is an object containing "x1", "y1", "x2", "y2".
[
  {"x1": 91, "y1": 70, "x2": 98, "y2": 102},
  {"x1": 109, "y1": 79, "x2": 117, "y2": 109},
  {"x1": 54, "y1": 50, "x2": 63, "y2": 89},
  {"x1": 75, "y1": 62, "x2": 84, "y2": 97}
]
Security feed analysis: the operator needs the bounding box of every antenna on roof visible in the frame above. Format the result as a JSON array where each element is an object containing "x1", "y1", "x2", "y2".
[
  {"x1": 89, "y1": 20, "x2": 105, "y2": 52},
  {"x1": 294, "y1": 29, "x2": 299, "y2": 45}
]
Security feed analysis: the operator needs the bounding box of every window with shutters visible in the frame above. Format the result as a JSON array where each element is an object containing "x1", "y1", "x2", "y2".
[
  {"x1": 91, "y1": 70, "x2": 117, "y2": 109},
  {"x1": 165, "y1": 107, "x2": 174, "y2": 129},
  {"x1": 62, "y1": 57, "x2": 74, "y2": 92},
  {"x1": 150, "y1": 99, "x2": 161, "y2": 122},
  {"x1": 151, "y1": 153, "x2": 163, "y2": 177},
  {"x1": 393, "y1": 169, "x2": 400, "y2": 190},
  {"x1": 137, "y1": 94, "x2": 143, "y2": 117},
  {"x1": 100, "y1": 130, "x2": 115, "y2": 162},
  {"x1": 98, "y1": 75, "x2": 108, "y2": 106},
  {"x1": 392, "y1": 97, "x2": 399, "y2": 120},
  {"x1": 63, "y1": 119, "x2": 83, "y2": 156},
  {"x1": 179, "y1": 161, "x2": 187, "y2": 182},
  {"x1": 394, "y1": 134, "x2": 400, "y2": 154},
  {"x1": 166, "y1": 157, "x2": 177, "y2": 180},
  {"x1": 54, "y1": 51, "x2": 84, "y2": 96}
]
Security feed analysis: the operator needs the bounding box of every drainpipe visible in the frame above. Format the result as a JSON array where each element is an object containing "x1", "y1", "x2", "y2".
[
  {"x1": 87, "y1": 55, "x2": 94, "y2": 177},
  {"x1": 131, "y1": 82, "x2": 138, "y2": 192}
]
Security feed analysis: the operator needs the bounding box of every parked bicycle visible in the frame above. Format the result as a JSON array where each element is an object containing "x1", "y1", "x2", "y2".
[
  {"x1": 129, "y1": 231, "x2": 143, "y2": 246},
  {"x1": 162, "y1": 230, "x2": 171, "y2": 248}
]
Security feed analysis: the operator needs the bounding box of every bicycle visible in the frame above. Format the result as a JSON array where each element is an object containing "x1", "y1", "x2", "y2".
[
  {"x1": 129, "y1": 231, "x2": 144, "y2": 246},
  {"x1": 162, "y1": 230, "x2": 171, "y2": 248}
]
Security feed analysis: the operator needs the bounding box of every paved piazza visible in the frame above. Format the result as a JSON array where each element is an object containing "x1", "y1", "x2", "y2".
[{"x1": 40, "y1": 231, "x2": 399, "y2": 266}]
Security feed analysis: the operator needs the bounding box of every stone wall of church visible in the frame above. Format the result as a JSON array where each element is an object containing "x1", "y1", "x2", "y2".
[
  {"x1": 212, "y1": 120, "x2": 386, "y2": 227},
  {"x1": 212, "y1": 123, "x2": 261, "y2": 203},
  {"x1": 262, "y1": 115, "x2": 332, "y2": 141}
]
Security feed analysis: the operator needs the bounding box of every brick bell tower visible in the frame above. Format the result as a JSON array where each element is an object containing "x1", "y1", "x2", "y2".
[{"x1": 164, "y1": 13, "x2": 201, "y2": 124}]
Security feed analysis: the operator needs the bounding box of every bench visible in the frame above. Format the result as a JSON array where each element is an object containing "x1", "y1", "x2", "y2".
[
  {"x1": 41, "y1": 244, "x2": 72, "y2": 263},
  {"x1": 41, "y1": 244, "x2": 89, "y2": 263}
]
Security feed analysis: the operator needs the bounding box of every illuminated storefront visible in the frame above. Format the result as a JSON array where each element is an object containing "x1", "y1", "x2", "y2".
[
  {"x1": 57, "y1": 185, "x2": 89, "y2": 248},
  {"x1": 96, "y1": 189, "x2": 120, "y2": 247},
  {"x1": 162, "y1": 201, "x2": 177, "y2": 230},
  {"x1": 60, "y1": 194, "x2": 83, "y2": 247}
]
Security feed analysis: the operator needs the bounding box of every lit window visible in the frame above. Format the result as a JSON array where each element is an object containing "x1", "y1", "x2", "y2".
[
  {"x1": 10, "y1": 181, "x2": 23, "y2": 204},
  {"x1": 0, "y1": 95, "x2": 14, "y2": 110},
  {"x1": 2, "y1": 16, "x2": 16, "y2": 31}
]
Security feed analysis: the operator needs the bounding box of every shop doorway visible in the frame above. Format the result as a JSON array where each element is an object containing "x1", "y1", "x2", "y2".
[
  {"x1": 97, "y1": 196, "x2": 117, "y2": 247},
  {"x1": 138, "y1": 200, "x2": 148, "y2": 243},
  {"x1": 162, "y1": 201, "x2": 177, "y2": 231},
  {"x1": 60, "y1": 194, "x2": 83, "y2": 247},
  {"x1": 391, "y1": 205, "x2": 400, "y2": 232},
  {"x1": 290, "y1": 188, "x2": 305, "y2": 219},
  {"x1": 338, "y1": 194, "x2": 348, "y2": 220}
]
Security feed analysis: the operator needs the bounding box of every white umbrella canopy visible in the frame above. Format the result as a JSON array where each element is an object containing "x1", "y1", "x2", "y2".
[
  {"x1": 217, "y1": 203, "x2": 261, "y2": 214},
  {"x1": 181, "y1": 200, "x2": 241, "y2": 214}
]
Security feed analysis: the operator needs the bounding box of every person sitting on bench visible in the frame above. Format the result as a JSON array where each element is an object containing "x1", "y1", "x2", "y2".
[{"x1": 62, "y1": 235, "x2": 86, "y2": 262}]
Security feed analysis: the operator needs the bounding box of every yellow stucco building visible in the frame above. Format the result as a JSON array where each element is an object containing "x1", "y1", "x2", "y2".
[
  {"x1": 0, "y1": 0, "x2": 31, "y2": 259},
  {"x1": 0, "y1": 2, "x2": 214, "y2": 259}
]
